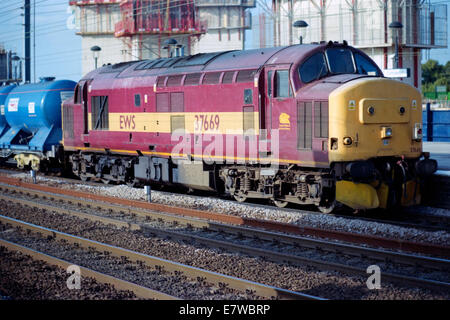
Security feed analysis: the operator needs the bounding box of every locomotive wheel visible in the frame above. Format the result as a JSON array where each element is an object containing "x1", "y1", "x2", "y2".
[
  {"x1": 273, "y1": 200, "x2": 288, "y2": 208},
  {"x1": 234, "y1": 193, "x2": 247, "y2": 203},
  {"x1": 317, "y1": 200, "x2": 336, "y2": 214}
]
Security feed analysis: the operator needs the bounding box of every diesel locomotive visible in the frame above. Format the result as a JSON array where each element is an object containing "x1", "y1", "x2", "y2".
[
  {"x1": 0, "y1": 41, "x2": 437, "y2": 213},
  {"x1": 60, "y1": 41, "x2": 437, "y2": 212}
]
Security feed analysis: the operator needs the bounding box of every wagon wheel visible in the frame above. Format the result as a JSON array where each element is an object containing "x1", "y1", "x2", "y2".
[
  {"x1": 234, "y1": 193, "x2": 247, "y2": 203},
  {"x1": 317, "y1": 200, "x2": 336, "y2": 214},
  {"x1": 273, "y1": 199, "x2": 289, "y2": 208}
]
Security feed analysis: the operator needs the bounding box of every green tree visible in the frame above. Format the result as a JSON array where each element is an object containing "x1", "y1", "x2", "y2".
[
  {"x1": 422, "y1": 82, "x2": 434, "y2": 93},
  {"x1": 422, "y1": 60, "x2": 449, "y2": 92},
  {"x1": 434, "y1": 77, "x2": 448, "y2": 88},
  {"x1": 422, "y1": 59, "x2": 443, "y2": 84}
]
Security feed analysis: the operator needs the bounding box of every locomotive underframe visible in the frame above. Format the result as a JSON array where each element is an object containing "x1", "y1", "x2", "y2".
[
  {"x1": 69, "y1": 152, "x2": 135, "y2": 185},
  {"x1": 220, "y1": 165, "x2": 336, "y2": 212},
  {"x1": 68, "y1": 150, "x2": 437, "y2": 213},
  {"x1": 68, "y1": 151, "x2": 337, "y2": 212}
]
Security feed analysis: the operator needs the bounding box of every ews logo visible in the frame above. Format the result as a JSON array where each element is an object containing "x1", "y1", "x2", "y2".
[{"x1": 120, "y1": 115, "x2": 136, "y2": 130}]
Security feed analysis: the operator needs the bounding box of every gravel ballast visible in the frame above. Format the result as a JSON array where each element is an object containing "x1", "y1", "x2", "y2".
[
  {"x1": 0, "y1": 227, "x2": 257, "y2": 300},
  {"x1": 0, "y1": 246, "x2": 138, "y2": 300},
  {"x1": 1, "y1": 199, "x2": 449, "y2": 300},
  {"x1": 9, "y1": 173, "x2": 450, "y2": 246},
  {"x1": 2, "y1": 189, "x2": 448, "y2": 285}
]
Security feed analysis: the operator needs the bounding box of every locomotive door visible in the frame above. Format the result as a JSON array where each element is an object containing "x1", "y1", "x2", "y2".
[
  {"x1": 262, "y1": 66, "x2": 294, "y2": 158},
  {"x1": 77, "y1": 80, "x2": 90, "y2": 137},
  {"x1": 73, "y1": 80, "x2": 91, "y2": 145},
  {"x1": 82, "y1": 81, "x2": 90, "y2": 135}
]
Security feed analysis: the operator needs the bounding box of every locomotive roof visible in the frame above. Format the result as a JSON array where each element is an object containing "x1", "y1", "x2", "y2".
[{"x1": 82, "y1": 42, "x2": 339, "y2": 80}]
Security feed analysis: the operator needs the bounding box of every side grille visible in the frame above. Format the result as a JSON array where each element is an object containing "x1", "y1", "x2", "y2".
[
  {"x1": 297, "y1": 101, "x2": 312, "y2": 149},
  {"x1": 314, "y1": 101, "x2": 329, "y2": 138},
  {"x1": 63, "y1": 104, "x2": 74, "y2": 139}
]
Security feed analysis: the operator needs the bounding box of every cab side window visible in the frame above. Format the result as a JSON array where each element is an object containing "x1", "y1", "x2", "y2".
[
  {"x1": 274, "y1": 70, "x2": 292, "y2": 98},
  {"x1": 299, "y1": 52, "x2": 328, "y2": 83},
  {"x1": 74, "y1": 83, "x2": 83, "y2": 104},
  {"x1": 267, "y1": 71, "x2": 273, "y2": 97}
]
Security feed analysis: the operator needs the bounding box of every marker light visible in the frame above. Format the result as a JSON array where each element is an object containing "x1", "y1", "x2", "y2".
[{"x1": 413, "y1": 123, "x2": 423, "y2": 141}]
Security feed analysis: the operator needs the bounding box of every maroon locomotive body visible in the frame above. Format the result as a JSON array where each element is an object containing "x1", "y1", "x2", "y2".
[{"x1": 62, "y1": 42, "x2": 435, "y2": 212}]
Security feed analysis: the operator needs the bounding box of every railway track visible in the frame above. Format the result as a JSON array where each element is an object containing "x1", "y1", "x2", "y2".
[
  {"x1": 2, "y1": 162, "x2": 450, "y2": 236},
  {"x1": 0, "y1": 245, "x2": 142, "y2": 300},
  {"x1": 0, "y1": 180, "x2": 449, "y2": 297},
  {"x1": 0, "y1": 215, "x2": 318, "y2": 300},
  {"x1": 0, "y1": 175, "x2": 448, "y2": 257},
  {"x1": 1, "y1": 166, "x2": 449, "y2": 233},
  {"x1": 0, "y1": 240, "x2": 176, "y2": 300},
  {"x1": 323, "y1": 207, "x2": 450, "y2": 233},
  {"x1": 226, "y1": 193, "x2": 450, "y2": 233}
]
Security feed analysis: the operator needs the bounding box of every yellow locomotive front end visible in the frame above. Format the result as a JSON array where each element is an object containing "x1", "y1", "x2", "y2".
[{"x1": 329, "y1": 78, "x2": 437, "y2": 210}]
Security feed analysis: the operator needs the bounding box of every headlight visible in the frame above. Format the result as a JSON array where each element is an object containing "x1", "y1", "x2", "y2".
[
  {"x1": 343, "y1": 136, "x2": 353, "y2": 145},
  {"x1": 381, "y1": 127, "x2": 393, "y2": 139}
]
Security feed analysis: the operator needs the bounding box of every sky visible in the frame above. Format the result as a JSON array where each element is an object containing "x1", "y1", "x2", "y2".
[
  {"x1": 422, "y1": 0, "x2": 450, "y2": 64},
  {"x1": 0, "y1": 0, "x2": 449, "y2": 83},
  {"x1": 0, "y1": 0, "x2": 81, "y2": 82}
]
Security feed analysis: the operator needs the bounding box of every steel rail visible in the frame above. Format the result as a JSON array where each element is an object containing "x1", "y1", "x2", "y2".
[
  {"x1": 206, "y1": 222, "x2": 450, "y2": 271},
  {"x1": 0, "y1": 175, "x2": 449, "y2": 257},
  {"x1": 1, "y1": 183, "x2": 449, "y2": 270},
  {"x1": 1, "y1": 193, "x2": 449, "y2": 293},
  {"x1": 2, "y1": 168, "x2": 449, "y2": 233},
  {"x1": 0, "y1": 238, "x2": 179, "y2": 300},
  {"x1": 0, "y1": 215, "x2": 323, "y2": 300},
  {"x1": 0, "y1": 189, "x2": 448, "y2": 272},
  {"x1": 0, "y1": 184, "x2": 210, "y2": 229},
  {"x1": 142, "y1": 225, "x2": 450, "y2": 292}
]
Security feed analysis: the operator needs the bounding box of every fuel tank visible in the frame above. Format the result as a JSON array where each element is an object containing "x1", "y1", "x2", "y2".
[{"x1": 0, "y1": 77, "x2": 76, "y2": 152}]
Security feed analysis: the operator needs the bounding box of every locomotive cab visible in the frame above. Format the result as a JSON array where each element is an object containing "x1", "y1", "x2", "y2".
[
  {"x1": 291, "y1": 42, "x2": 436, "y2": 210},
  {"x1": 259, "y1": 42, "x2": 437, "y2": 211},
  {"x1": 328, "y1": 76, "x2": 436, "y2": 209}
]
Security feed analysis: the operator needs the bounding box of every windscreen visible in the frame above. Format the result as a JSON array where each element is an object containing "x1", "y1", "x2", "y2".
[
  {"x1": 298, "y1": 47, "x2": 381, "y2": 84},
  {"x1": 326, "y1": 48, "x2": 355, "y2": 74},
  {"x1": 298, "y1": 52, "x2": 328, "y2": 83},
  {"x1": 354, "y1": 52, "x2": 381, "y2": 76}
]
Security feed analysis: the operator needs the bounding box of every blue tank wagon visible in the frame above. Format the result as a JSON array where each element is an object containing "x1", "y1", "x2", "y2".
[
  {"x1": 0, "y1": 77, "x2": 76, "y2": 170},
  {"x1": 0, "y1": 84, "x2": 16, "y2": 148}
]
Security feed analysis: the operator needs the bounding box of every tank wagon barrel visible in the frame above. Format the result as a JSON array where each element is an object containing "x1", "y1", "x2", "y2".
[
  {"x1": 0, "y1": 85, "x2": 16, "y2": 137},
  {"x1": 0, "y1": 77, "x2": 76, "y2": 170}
]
